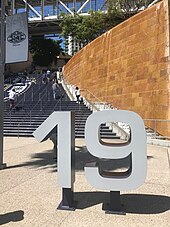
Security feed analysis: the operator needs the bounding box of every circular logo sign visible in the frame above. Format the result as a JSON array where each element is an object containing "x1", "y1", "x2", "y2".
[{"x1": 7, "y1": 31, "x2": 26, "y2": 44}]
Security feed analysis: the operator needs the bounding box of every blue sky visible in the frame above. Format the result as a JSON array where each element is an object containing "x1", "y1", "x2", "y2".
[
  {"x1": 45, "y1": 35, "x2": 65, "y2": 49},
  {"x1": 17, "y1": 0, "x2": 106, "y2": 17},
  {"x1": 17, "y1": 1, "x2": 107, "y2": 49}
]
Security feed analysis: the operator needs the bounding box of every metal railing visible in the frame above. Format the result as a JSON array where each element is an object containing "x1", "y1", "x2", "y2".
[
  {"x1": 6, "y1": 74, "x2": 169, "y2": 141},
  {"x1": 5, "y1": 74, "x2": 55, "y2": 136},
  {"x1": 62, "y1": 78, "x2": 113, "y2": 112},
  {"x1": 4, "y1": 74, "x2": 43, "y2": 117},
  {"x1": 144, "y1": 119, "x2": 170, "y2": 140},
  {"x1": 62, "y1": 78, "x2": 130, "y2": 140},
  {"x1": 16, "y1": 80, "x2": 71, "y2": 137},
  {"x1": 61, "y1": 77, "x2": 170, "y2": 142},
  {"x1": 15, "y1": 85, "x2": 49, "y2": 137}
]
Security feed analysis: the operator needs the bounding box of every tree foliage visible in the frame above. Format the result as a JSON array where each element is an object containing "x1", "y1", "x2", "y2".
[
  {"x1": 60, "y1": 12, "x2": 108, "y2": 45},
  {"x1": 29, "y1": 38, "x2": 62, "y2": 67},
  {"x1": 60, "y1": 0, "x2": 160, "y2": 45},
  {"x1": 105, "y1": 0, "x2": 159, "y2": 17}
]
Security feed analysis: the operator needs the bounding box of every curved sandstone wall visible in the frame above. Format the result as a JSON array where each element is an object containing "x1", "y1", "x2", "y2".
[{"x1": 63, "y1": 0, "x2": 170, "y2": 137}]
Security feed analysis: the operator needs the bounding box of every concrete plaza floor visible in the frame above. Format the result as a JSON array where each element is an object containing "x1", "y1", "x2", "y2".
[{"x1": 0, "y1": 137, "x2": 170, "y2": 227}]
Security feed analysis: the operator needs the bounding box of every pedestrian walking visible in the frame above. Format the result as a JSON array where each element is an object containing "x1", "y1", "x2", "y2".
[
  {"x1": 47, "y1": 69, "x2": 51, "y2": 83},
  {"x1": 8, "y1": 88, "x2": 17, "y2": 111},
  {"x1": 56, "y1": 70, "x2": 60, "y2": 83},
  {"x1": 42, "y1": 71, "x2": 47, "y2": 84},
  {"x1": 75, "y1": 87, "x2": 80, "y2": 103},
  {"x1": 52, "y1": 80, "x2": 59, "y2": 100}
]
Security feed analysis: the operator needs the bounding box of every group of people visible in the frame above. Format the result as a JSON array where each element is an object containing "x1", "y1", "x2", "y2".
[
  {"x1": 42, "y1": 70, "x2": 61, "y2": 84},
  {"x1": 7, "y1": 73, "x2": 83, "y2": 111}
]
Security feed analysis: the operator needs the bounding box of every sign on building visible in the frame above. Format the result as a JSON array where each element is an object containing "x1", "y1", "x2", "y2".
[{"x1": 6, "y1": 12, "x2": 28, "y2": 63}]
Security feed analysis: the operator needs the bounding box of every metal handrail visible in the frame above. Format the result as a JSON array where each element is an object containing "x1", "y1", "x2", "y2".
[
  {"x1": 16, "y1": 85, "x2": 50, "y2": 137},
  {"x1": 6, "y1": 74, "x2": 50, "y2": 135},
  {"x1": 16, "y1": 81, "x2": 70, "y2": 137},
  {"x1": 62, "y1": 77, "x2": 113, "y2": 111},
  {"x1": 4, "y1": 74, "x2": 41, "y2": 115},
  {"x1": 144, "y1": 119, "x2": 170, "y2": 140},
  {"x1": 61, "y1": 77, "x2": 129, "y2": 140},
  {"x1": 81, "y1": 88, "x2": 114, "y2": 112},
  {"x1": 35, "y1": 84, "x2": 68, "y2": 116},
  {"x1": 144, "y1": 119, "x2": 170, "y2": 122},
  {"x1": 61, "y1": 80, "x2": 75, "y2": 101},
  {"x1": 61, "y1": 77, "x2": 170, "y2": 141},
  {"x1": 81, "y1": 89, "x2": 107, "y2": 105},
  {"x1": 4, "y1": 73, "x2": 57, "y2": 137}
]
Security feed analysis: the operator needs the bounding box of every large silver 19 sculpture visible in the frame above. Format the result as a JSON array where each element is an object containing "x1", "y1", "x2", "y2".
[{"x1": 33, "y1": 110, "x2": 147, "y2": 214}]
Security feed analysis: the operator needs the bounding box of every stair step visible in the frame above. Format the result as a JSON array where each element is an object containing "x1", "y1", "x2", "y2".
[{"x1": 4, "y1": 81, "x2": 120, "y2": 140}]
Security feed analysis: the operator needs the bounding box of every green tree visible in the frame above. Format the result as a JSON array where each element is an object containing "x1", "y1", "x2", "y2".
[
  {"x1": 104, "y1": 0, "x2": 161, "y2": 29},
  {"x1": 60, "y1": 0, "x2": 161, "y2": 47},
  {"x1": 105, "y1": 0, "x2": 160, "y2": 17},
  {"x1": 30, "y1": 38, "x2": 62, "y2": 67},
  {"x1": 60, "y1": 11, "x2": 107, "y2": 44}
]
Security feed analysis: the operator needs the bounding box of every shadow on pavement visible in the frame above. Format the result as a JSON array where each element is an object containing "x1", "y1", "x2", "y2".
[
  {"x1": 75, "y1": 191, "x2": 170, "y2": 214},
  {"x1": 5, "y1": 147, "x2": 131, "y2": 172},
  {"x1": 6, "y1": 150, "x2": 57, "y2": 171},
  {"x1": 0, "y1": 210, "x2": 24, "y2": 225},
  {"x1": 122, "y1": 194, "x2": 170, "y2": 214},
  {"x1": 5, "y1": 146, "x2": 154, "y2": 173}
]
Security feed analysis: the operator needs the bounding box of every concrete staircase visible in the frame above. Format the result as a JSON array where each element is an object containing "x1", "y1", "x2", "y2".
[{"x1": 4, "y1": 77, "x2": 120, "y2": 139}]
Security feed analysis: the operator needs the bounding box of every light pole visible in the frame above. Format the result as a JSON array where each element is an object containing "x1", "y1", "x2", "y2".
[{"x1": 0, "y1": 0, "x2": 6, "y2": 169}]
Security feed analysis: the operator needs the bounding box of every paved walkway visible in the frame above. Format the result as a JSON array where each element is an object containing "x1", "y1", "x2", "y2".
[{"x1": 0, "y1": 137, "x2": 170, "y2": 227}]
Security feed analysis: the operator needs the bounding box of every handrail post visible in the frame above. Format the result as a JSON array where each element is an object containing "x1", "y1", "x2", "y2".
[
  {"x1": 32, "y1": 87, "x2": 33, "y2": 101},
  {"x1": 30, "y1": 111, "x2": 31, "y2": 125},
  {"x1": 18, "y1": 123, "x2": 20, "y2": 138},
  {"x1": 154, "y1": 119, "x2": 157, "y2": 138},
  {"x1": 10, "y1": 111, "x2": 11, "y2": 124},
  {"x1": 40, "y1": 100, "x2": 42, "y2": 111}
]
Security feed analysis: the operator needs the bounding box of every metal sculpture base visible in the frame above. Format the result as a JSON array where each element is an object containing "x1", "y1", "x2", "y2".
[
  {"x1": 57, "y1": 188, "x2": 76, "y2": 211},
  {"x1": 0, "y1": 163, "x2": 6, "y2": 170},
  {"x1": 102, "y1": 191, "x2": 125, "y2": 215}
]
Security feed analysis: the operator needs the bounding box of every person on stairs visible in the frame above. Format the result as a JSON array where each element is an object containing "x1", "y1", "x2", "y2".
[
  {"x1": 8, "y1": 88, "x2": 17, "y2": 111},
  {"x1": 75, "y1": 87, "x2": 80, "y2": 103},
  {"x1": 52, "y1": 80, "x2": 59, "y2": 100}
]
